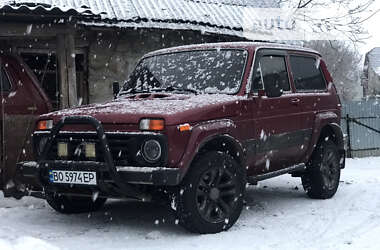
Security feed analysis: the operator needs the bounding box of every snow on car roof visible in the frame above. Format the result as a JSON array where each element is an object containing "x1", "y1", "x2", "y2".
[{"x1": 143, "y1": 42, "x2": 321, "y2": 58}]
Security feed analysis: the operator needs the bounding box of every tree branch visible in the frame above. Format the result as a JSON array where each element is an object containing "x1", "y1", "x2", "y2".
[{"x1": 298, "y1": 0, "x2": 313, "y2": 8}]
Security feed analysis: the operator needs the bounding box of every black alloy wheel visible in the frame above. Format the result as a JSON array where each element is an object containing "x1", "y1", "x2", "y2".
[
  {"x1": 176, "y1": 151, "x2": 246, "y2": 234},
  {"x1": 302, "y1": 139, "x2": 341, "y2": 199},
  {"x1": 196, "y1": 165, "x2": 239, "y2": 224}
]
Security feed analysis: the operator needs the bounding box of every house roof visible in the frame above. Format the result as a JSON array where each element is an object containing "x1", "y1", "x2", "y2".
[
  {"x1": 0, "y1": 0, "x2": 277, "y2": 38},
  {"x1": 367, "y1": 48, "x2": 380, "y2": 76}
]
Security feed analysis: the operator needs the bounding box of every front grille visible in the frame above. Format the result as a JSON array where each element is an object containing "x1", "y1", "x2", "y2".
[{"x1": 36, "y1": 132, "x2": 167, "y2": 167}]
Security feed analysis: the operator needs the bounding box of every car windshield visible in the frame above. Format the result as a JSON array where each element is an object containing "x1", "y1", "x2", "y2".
[{"x1": 120, "y1": 49, "x2": 248, "y2": 95}]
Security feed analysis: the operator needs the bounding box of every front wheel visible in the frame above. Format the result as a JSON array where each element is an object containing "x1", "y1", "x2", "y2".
[
  {"x1": 176, "y1": 151, "x2": 246, "y2": 234},
  {"x1": 302, "y1": 140, "x2": 341, "y2": 199},
  {"x1": 46, "y1": 193, "x2": 107, "y2": 214}
]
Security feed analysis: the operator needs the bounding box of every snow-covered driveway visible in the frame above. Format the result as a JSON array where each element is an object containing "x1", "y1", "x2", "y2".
[{"x1": 1, "y1": 157, "x2": 380, "y2": 250}]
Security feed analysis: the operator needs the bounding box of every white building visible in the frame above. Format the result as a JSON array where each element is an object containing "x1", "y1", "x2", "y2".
[{"x1": 363, "y1": 47, "x2": 380, "y2": 98}]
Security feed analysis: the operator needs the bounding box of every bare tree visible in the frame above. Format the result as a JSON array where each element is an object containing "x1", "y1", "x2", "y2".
[
  {"x1": 276, "y1": 1, "x2": 378, "y2": 100},
  {"x1": 277, "y1": 0, "x2": 379, "y2": 45},
  {"x1": 304, "y1": 40, "x2": 362, "y2": 101}
]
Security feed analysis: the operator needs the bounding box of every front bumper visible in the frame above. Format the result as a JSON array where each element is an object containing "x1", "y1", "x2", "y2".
[
  {"x1": 16, "y1": 116, "x2": 181, "y2": 199},
  {"x1": 17, "y1": 160, "x2": 180, "y2": 186},
  {"x1": 16, "y1": 160, "x2": 181, "y2": 197}
]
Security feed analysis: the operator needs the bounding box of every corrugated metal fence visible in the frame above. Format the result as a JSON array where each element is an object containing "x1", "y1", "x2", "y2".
[{"x1": 342, "y1": 99, "x2": 380, "y2": 158}]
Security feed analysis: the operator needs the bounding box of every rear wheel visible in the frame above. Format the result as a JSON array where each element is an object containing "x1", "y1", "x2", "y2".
[
  {"x1": 302, "y1": 140, "x2": 341, "y2": 199},
  {"x1": 176, "y1": 151, "x2": 246, "y2": 234},
  {"x1": 46, "y1": 193, "x2": 107, "y2": 214}
]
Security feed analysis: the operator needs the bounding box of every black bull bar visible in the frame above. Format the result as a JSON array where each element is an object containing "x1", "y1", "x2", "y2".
[{"x1": 16, "y1": 116, "x2": 179, "y2": 199}]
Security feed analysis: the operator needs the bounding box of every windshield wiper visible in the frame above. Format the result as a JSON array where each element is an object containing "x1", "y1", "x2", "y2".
[
  {"x1": 119, "y1": 85, "x2": 198, "y2": 96},
  {"x1": 152, "y1": 86, "x2": 198, "y2": 94},
  {"x1": 119, "y1": 88, "x2": 151, "y2": 96}
]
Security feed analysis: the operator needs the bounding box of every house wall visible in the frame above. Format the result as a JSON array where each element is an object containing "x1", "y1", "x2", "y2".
[
  {"x1": 86, "y1": 29, "x2": 241, "y2": 103},
  {"x1": 0, "y1": 25, "x2": 243, "y2": 105},
  {"x1": 367, "y1": 67, "x2": 380, "y2": 96}
]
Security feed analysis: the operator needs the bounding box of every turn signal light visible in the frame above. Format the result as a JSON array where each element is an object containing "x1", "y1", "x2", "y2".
[
  {"x1": 139, "y1": 119, "x2": 165, "y2": 131},
  {"x1": 178, "y1": 123, "x2": 192, "y2": 132},
  {"x1": 37, "y1": 120, "x2": 53, "y2": 130}
]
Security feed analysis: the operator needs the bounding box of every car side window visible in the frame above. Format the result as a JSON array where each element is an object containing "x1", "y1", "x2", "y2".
[
  {"x1": 290, "y1": 56, "x2": 326, "y2": 92},
  {"x1": 1, "y1": 68, "x2": 11, "y2": 92},
  {"x1": 252, "y1": 55, "x2": 290, "y2": 94}
]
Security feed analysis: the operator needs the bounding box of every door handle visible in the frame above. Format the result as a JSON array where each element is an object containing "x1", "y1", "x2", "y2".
[{"x1": 290, "y1": 98, "x2": 300, "y2": 105}]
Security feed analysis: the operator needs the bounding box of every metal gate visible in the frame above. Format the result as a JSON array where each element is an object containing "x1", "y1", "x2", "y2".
[{"x1": 342, "y1": 100, "x2": 380, "y2": 158}]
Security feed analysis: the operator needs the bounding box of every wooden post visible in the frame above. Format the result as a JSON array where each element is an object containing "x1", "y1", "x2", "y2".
[
  {"x1": 56, "y1": 32, "x2": 78, "y2": 109},
  {"x1": 65, "y1": 33, "x2": 78, "y2": 107},
  {"x1": 346, "y1": 114, "x2": 352, "y2": 158},
  {"x1": 57, "y1": 34, "x2": 68, "y2": 109}
]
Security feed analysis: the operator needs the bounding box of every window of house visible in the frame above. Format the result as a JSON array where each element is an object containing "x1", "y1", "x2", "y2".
[
  {"x1": 21, "y1": 51, "x2": 88, "y2": 110},
  {"x1": 290, "y1": 56, "x2": 326, "y2": 91},
  {"x1": 1, "y1": 68, "x2": 11, "y2": 92},
  {"x1": 252, "y1": 55, "x2": 290, "y2": 93}
]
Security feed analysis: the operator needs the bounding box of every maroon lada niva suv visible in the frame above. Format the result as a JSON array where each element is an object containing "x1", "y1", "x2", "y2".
[{"x1": 17, "y1": 42, "x2": 345, "y2": 234}]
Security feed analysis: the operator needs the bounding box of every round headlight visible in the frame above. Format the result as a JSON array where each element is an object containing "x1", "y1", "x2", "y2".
[{"x1": 142, "y1": 140, "x2": 162, "y2": 163}]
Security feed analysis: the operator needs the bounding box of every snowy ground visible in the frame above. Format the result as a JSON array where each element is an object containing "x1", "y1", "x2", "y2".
[{"x1": 1, "y1": 157, "x2": 380, "y2": 250}]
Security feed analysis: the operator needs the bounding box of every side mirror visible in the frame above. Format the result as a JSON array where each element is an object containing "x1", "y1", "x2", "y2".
[{"x1": 112, "y1": 82, "x2": 120, "y2": 99}]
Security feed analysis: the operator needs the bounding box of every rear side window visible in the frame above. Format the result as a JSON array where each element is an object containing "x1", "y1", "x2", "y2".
[
  {"x1": 252, "y1": 55, "x2": 290, "y2": 92},
  {"x1": 290, "y1": 56, "x2": 326, "y2": 91},
  {"x1": 1, "y1": 68, "x2": 11, "y2": 92}
]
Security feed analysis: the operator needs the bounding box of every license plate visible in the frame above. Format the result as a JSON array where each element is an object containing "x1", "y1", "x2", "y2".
[{"x1": 49, "y1": 170, "x2": 97, "y2": 185}]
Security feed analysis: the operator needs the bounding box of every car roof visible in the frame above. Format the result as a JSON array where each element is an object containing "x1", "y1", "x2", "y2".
[{"x1": 144, "y1": 42, "x2": 321, "y2": 58}]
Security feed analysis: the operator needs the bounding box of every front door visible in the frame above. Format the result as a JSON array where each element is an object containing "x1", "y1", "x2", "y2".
[{"x1": 249, "y1": 49, "x2": 305, "y2": 174}]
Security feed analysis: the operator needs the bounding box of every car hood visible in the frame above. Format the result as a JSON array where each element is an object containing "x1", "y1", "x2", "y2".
[{"x1": 42, "y1": 93, "x2": 246, "y2": 126}]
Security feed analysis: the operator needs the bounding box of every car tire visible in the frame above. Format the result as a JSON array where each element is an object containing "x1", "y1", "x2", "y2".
[
  {"x1": 301, "y1": 140, "x2": 341, "y2": 199},
  {"x1": 46, "y1": 193, "x2": 107, "y2": 214},
  {"x1": 176, "y1": 151, "x2": 246, "y2": 234}
]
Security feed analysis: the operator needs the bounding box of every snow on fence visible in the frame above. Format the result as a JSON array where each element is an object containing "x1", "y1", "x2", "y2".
[{"x1": 342, "y1": 99, "x2": 380, "y2": 158}]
